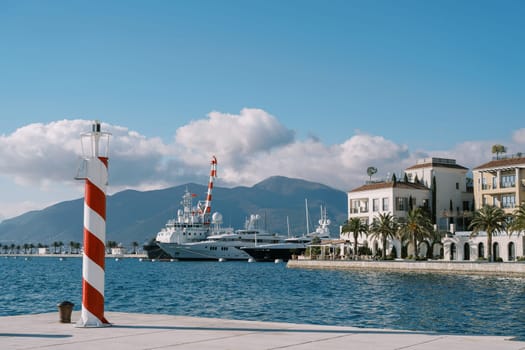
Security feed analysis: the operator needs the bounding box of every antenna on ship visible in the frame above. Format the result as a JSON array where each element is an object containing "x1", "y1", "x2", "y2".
[{"x1": 202, "y1": 155, "x2": 217, "y2": 224}]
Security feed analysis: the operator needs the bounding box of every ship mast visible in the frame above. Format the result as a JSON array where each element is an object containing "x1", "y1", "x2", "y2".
[{"x1": 202, "y1": 155, "x2": 217, "y2": 224}]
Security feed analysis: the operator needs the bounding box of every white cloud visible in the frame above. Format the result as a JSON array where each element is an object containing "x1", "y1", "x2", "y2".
[
  {"x1": 174, "y1": 108, "x2": 295, "y2": 166},
  {"x1": 0, "y1": 110, "x2": 522, "y2": 219},
  {"x1": 513, "y1": 128, "x2": 525, "y2": 145}
]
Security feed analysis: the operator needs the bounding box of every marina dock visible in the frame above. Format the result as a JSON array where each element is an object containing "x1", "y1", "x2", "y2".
[
  {"x1": 1, "y1": 311, "x2": 524, "y2": 349},
  {"x1": 287, "y1": 259, "x2": 525, "y2": 276}
]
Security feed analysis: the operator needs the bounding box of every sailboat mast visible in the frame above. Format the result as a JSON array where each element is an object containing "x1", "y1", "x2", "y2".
[{"x1": 305, "y1": 198, "x2": 310, "y2": 234}]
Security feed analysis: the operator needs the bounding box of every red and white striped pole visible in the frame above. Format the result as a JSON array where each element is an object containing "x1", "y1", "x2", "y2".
[
  {"x1": 76, "y1": 120, "x2": 111, "y2": 327},
  {"x1": 202, "y1": 156, "x2": 217, "y2": 224}
]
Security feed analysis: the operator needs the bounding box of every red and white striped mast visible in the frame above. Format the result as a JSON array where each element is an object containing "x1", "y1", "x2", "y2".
[
  {"x1": 75, "y1": 120, "x2": 111, "y2": 327},
  {"x1": 201, "y1": 156, "x2": 217, "y2": 224}
]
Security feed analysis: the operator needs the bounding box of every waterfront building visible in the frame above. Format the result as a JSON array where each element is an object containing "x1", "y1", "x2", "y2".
[
  {"x1": 344, "y1": 157, "x2": 473, "y2": 258},
  {"x1": 404, "y1": 157, "x2": 473, "y2": 232},
  {"x1": 443, "y1": 231, "x2": 525, "y2": 262},
  {"x1": 471, "y1": 154, "x2": 525, "y2": 213},
  {"x1": 443, "y1": 154, "x2": 525, "y2": 262}
]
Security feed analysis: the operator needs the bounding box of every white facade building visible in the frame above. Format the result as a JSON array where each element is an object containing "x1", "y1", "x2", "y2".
[
  {"x1": 404, "y1": 157, "x2": 473, "y2": 231},
  {"x1": 345, "y1": 157, "x2": 473, "y2": 259},
  {"x1": 443, "y1": 232, "x2": 525, "y2": 262}
]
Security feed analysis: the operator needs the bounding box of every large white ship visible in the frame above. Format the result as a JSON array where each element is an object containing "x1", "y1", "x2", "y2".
[
  {"x1": 143, "y1": 156, "x2": 219, "y2": 259},
  {"x1": 143, "y1": 156, "x2": 286, "y2": 261},
  {"x1": 158, "y1": 213, "x2": 285, "y2": 261}
]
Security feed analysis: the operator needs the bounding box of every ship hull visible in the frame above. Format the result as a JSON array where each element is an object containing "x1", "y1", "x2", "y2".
[
  {"x1": 157, "y1": 242, "x2": 252, "y2": 261},
  {"x1": 143, "y1": 240, "x2": 173, "y2": 260},
  {"x1": 241, "y1": 245, "x2": 307, "y2": 262}
]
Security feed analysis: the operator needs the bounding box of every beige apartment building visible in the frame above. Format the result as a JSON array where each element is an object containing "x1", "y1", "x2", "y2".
[{"x1": 472, "y1": 154, "x2": 525, "y2": 213}]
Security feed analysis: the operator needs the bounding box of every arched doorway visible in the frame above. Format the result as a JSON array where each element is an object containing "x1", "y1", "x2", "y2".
[
  {"x1": 373, "y1": 241, "x2": 379, "y2": 257},
  {"x1": 493, "y1": 242, "x2": 499, "y2": 261},
  {"x1": 463, "y1": 243, "x2": 470, "y2": 261},
  {"x1": 508, "y1": 242, "x2": 515, "y2": 261},
  {"x1": 419, "y1": 241, "x2": 430, "y2": 258},
  {"x1": 478, "y1": 242, "x2": 484, "y2": 259},
  {"x1": 450, "y1": 243, "x2": 456, "y2": 260}
]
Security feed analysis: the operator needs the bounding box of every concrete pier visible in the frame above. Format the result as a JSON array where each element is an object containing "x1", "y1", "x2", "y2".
[
  {"x1": 1, "y1": 311, "x2": 524, "y2": 349},
  {"x1": 287, "y1": 259, "x2": 525, "y2": 276}
]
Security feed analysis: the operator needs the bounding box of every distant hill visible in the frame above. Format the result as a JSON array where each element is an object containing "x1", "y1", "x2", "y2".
[{"x1": 0, "y1": 176, "x2": 347, "y2": 247}]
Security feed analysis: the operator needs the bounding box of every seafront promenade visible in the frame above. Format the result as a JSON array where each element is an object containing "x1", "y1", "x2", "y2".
[
  {"x1": 287, "y1": 259, "x2": 525, "y2": 276},
  {"x1": 2, "y1": 311, "x2": 524, "y2": 350}
]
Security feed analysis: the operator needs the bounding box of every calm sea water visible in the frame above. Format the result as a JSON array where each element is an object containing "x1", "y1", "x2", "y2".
[{"x1": 1, "y1": 257, "x2": 524, "y2": 338}]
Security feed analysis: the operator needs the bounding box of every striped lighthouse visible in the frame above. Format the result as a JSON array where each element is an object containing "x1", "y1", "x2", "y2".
[{"x1": 75, "y1": 120, "x2": 111, "y2": 327}]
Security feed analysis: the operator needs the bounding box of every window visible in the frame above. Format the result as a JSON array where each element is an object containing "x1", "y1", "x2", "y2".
[
  {"x1": 382, "y1": 198, "x2": 389, "y2": 211},
  {"x1": 456, "y1": 182, "x2": 459, "y2": 190},
  {"x1": 492, "y1": 177, "x2": 498, "y2": 189},
  {"x1": 350, "y1": 200, "x2": 360, "y2": 214},
  {"x1": 360, "y1": 200, "x2": 369, "y2": 213},
  {"x1": 501, "y1": 175, "x2": 516, "y2": 188},
  {"x1": 372, "y1": 198, "x2": 379, "y2": 212},
  {"x1": 482, "y1": 178, "x2": 488, "y2": 190},
  {"x1": 395, "y1": 197, "x2": 408, "y2": 211},
  {"x1": 502, "y1": 194, "x2": 516, "y2": 208}
]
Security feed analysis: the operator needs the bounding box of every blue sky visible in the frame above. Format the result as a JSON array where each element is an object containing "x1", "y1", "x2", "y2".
[{"x1": 0, "y1": 0, "x2": 524, "y2": 220}]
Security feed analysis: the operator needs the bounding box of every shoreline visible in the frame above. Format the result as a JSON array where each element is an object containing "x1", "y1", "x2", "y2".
[
  {"x1": 0, "y1": 253, "x2": 147, "y2": 259},
  {"x1": 287, "y1": 259, "x2": 525, "y2": 276}
]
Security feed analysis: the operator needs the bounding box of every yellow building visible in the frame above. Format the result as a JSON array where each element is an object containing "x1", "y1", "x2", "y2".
[{"x1": 472, "y1": 154, "x2": 525, "y2": 214}]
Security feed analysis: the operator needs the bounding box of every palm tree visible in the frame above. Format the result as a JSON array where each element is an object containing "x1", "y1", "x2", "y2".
[
  {"x1": 398, "y1": 208, "x2": 434, "y2": 259},
  {"x1": 491, "y1": 144, "x2": 507, "y2": 160},
  {"x1": 510, "y1": 203, "x2": 525, "y2": 235},
  {"x1": 369, "y1": 212, "x2": 397, "y2": 260},
  {"x1": 469, "y1": 205, "x2": 507, "y2": 262},
  {"x1": 341, "y1": 218, "x2": 368, "y2": 260}
]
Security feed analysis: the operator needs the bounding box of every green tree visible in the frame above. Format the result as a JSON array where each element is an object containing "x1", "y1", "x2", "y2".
[
  {"x1": 491, "y1": 144, "x2": 507, "y2": 160},
  {"x1": 341, "y1": 218, "x2": 368, "y2": 260},
  {"x1": 398, "y1": 208, "x2": 434, "y2": 259},
  {"x1": 106, "y1": 240, "x2": 118, "y2": 253},
  {"x1": 469, "y1": 205, "x2": 507, "y2": 262},
  {"x1": 510, "y1": 203, "x2": 525, "y2": 235},
  {"x1": 369, "y1": 213, "x2": 398, "y2": 260},
  {"x1": 306, "y1": 236, "x2": 321, "y2": 258}
]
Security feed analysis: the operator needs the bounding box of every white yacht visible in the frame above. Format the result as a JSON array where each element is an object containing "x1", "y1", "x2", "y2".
[
  {"x1": 158, "y1": 214, "x2": 286, "y2": 261},
  {"x1": 241, "y1": 203, "x2": 332, "y2": 262}
]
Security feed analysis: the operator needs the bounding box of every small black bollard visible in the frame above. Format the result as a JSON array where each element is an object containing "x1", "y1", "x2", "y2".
[{"x1": 57, "y1": 301, "x2": 74, "y2": 323}]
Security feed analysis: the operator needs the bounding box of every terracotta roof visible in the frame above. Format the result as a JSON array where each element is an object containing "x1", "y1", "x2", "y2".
[
  {"x1": 473, "y1": 157, "x2": 525, "y2": 170},
  {"x1": 405, "y1": 162, "x2": 468, "y2": 171},
  {"x1": 349, "y1": 181, "x2": 429, "y2": 193}
]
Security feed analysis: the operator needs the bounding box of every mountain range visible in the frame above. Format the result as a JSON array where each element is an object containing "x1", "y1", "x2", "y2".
[{"x1": 0, "y1": 176, "x2": 348, "y2": 247}]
